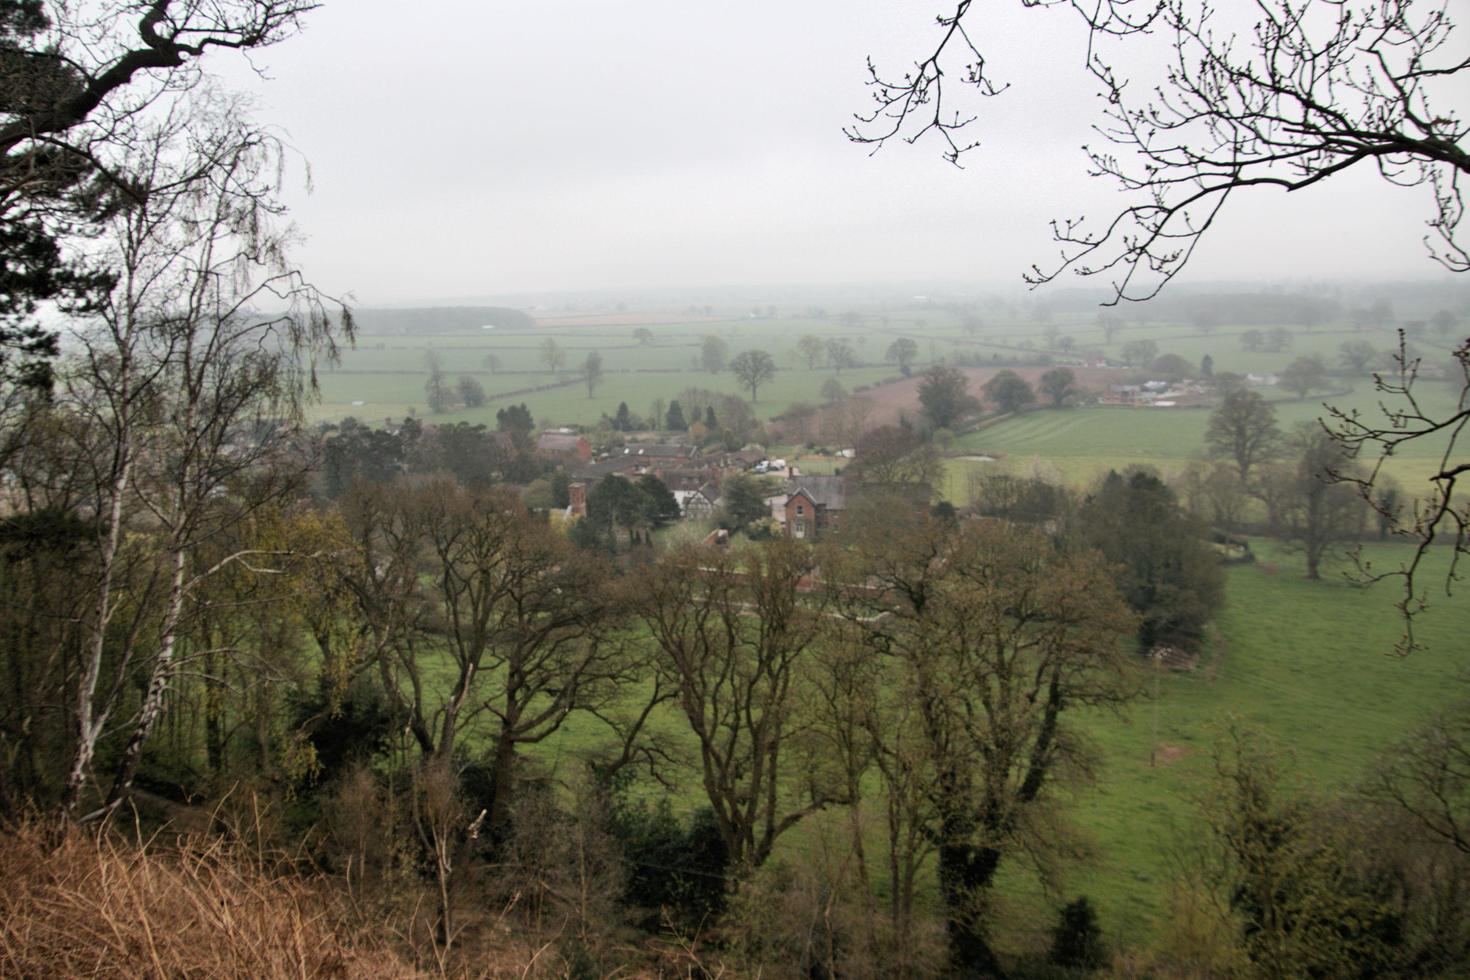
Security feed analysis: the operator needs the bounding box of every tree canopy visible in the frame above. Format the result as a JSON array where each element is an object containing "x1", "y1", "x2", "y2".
[
  {"x1": 729, "y1": 349, "x2": 777, "y2": 402},
  {"x1": 981, "y1": 369, "x2": 1034, "y2": 415},
  {"x1": 917, "y1": 364, "x2": 978, "y2": 429}
]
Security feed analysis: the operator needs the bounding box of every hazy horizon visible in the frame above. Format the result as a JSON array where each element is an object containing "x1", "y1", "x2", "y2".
[{"x1": 209, "y1": 1, "x2": 1467, "y2": 308}]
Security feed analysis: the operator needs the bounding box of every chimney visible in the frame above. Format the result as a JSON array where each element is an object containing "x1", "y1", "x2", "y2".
[{"x1": 568, "y1": 481, "x2": 588, "y2": 518}]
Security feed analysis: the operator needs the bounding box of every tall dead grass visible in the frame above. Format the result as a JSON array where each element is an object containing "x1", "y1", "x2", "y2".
[{"x1": 0, "y1": 823, "x2": 420, "y2": 979}]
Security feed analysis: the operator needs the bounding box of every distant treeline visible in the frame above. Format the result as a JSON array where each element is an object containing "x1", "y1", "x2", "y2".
[
  {"x1": 1035, "y1": 281, "x2": 1469, "y2": 324},
  {"x1": 352, "y1": 306, "x2": 537, "y2": 334}
]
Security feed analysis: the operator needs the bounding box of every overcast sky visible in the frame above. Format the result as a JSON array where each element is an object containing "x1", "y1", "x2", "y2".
[{"x1": 212, "y1": 1, "x2": 1466, "y2": 307}]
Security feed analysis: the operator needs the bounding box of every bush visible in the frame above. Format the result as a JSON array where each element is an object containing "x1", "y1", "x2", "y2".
[
  {"x1": 612, "y1": 797, "x2": 729, "y2": 932},
  {"x1": 290, "y1": 678, "x2": 395, "y2": 784},
  {"x1": 1050, "y1": 896, "x2": 1107, "y2": 970},
  {"x1": 0, "y1": 824, "x2": 413, "y2": 978}
]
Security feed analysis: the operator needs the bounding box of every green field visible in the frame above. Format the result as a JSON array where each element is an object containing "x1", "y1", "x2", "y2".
[
  {"x1": 1061, "y1": 538, "x2": 1467, "y2": 945},
  {"x1": 505, "y1": 539, "x2": 1469, "y2": 952},
  {"x1": 326, "y1": 303, "x2": 1468, "y2": 954},
  {"x1": 317, "y1": 305, "x2": 1462, "y2": 447},
  {"x1": 315, "y1": 315, "x2": 912, "y2": 426}
]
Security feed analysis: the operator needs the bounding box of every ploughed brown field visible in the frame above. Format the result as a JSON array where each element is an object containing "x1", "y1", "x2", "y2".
[{"x1": 846, "y1": 366, "x2": 1129, "y2": 427}]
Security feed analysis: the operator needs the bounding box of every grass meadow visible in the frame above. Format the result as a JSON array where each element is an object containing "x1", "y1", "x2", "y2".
[
  {"x1": 488, "y1": 538, "x2": 1468, "y2": 953},
  {"x1": 322, "y1": 305, "x2": 1466, "y2": 949}
]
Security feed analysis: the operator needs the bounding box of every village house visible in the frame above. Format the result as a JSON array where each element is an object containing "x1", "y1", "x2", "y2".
[
  {"x1": 536, "y1": 429, "x2": 592, "y2": 461},
  {"x1": 766, "y1": 475, "x2": 848, "y2": 540},
  {"x1": 672, "y1": 483, "x2": 719, "y2": 520}
]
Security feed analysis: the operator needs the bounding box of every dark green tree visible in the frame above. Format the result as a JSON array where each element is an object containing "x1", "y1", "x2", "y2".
[
  {"x1": 718, "y1": 473, "x2": 773, "y2": 531},
  {"x1": 1038, "y1": 366, "x2": 1079, "y2": 407},
  {"x1": 917, "y1": 363, "x2": 978, "y2": 428},
  {"x1": 665, "y1": 399, "x2": 688, "y2": 431},
  {"x1": 550, "y1": 470, "x2": 571, "y2": 508},
  {"x1": 981, "y1": 369, "x2": 1035, "y2": 414},
  {"x1": 636, "y1": 474, "x2": 681, "y2": 529},
  {"x1": 495, "y1": 403, "x2": 535, "y2": 448},
  {"x1": 1079, "y1": 469, "x2": 1225, "y2": 651},
  {"x1": 587, "y1": 475, "x2": 645, "y2": 545},
  {"x1": 1050, "y1": 897, "x2": 1106, "y2": 970},
  {"x1": 322, "y1": 419, "x2": 404, "y2": 498}
]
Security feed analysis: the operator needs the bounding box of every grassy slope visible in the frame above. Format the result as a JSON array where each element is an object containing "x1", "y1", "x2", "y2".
[
  {"x1": 512, "y1": 540, "x2": 1468, "y2": 953},
  {"x1": 322, "y1": 308, "x2": 1467, "y2": 951},
  {"x1": 1058, "y1": 539, "x2": 1467, "y2": 946}
]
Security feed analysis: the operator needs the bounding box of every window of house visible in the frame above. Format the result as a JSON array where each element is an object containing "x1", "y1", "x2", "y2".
[
  {"x1": 794, "y1": 520, "x2": 806, "y2": 538},
  {"x1": 796, "y1": 504, "x2": 805, "y2": 515}
]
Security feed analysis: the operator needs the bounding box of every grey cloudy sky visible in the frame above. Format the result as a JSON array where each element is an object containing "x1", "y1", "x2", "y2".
[{"x1": 213, "y1": 1, "x2": 1465, "y2": 306}]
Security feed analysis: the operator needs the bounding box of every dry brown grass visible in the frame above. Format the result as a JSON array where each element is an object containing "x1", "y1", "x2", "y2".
[{"x1": 0, "y1": 823, "x2": 420, "y2": 979}]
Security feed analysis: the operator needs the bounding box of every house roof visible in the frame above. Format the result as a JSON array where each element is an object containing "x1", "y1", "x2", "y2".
[
  {"x1": 536, "y1": 432, "x2": 585, "y2": 452},
  {"x1": 570, "y1": 456, "x2": 644, "y2": 479},
  {"x1": 660, "y1": 468, "x2": 715, "y2": 491},
  {"x1": 782, "y1": 474, "x2": 848, "y2": 511},
  {"x1": 622, "y1": 443, "x2": 696, "y2": 459}
]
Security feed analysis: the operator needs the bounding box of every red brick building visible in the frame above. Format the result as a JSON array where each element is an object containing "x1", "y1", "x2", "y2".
[{"x1": 772, "y1": 475, "x2": 847, "y2": 539}]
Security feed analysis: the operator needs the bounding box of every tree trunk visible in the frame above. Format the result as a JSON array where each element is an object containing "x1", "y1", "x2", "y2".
[
  {"x1": 96, "y1": 543, "x2": 188, "y2": 819},
  {"x1": 60, "y1": 455, "x2": 131, "y2": 820},
  {"x1": 204, "y1": 641, "x2": 223, "y2": 788},
  {"x1": 486, "y1": 734, "x2": 517, "y2": 839},
  {"x1": 938, "y1": 842, "x2": 1006, "y2": 978}
]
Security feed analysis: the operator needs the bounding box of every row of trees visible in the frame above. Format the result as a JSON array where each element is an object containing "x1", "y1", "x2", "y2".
[
  {"x1": 0, "y1": 450, "x2": 1141, "y2": 972},
  {"x1": 5, "y1": 407, "x2": 1463, "y2": 975},
  {"x1": 1201, "y1": 386, "x2": 1385, "y2": 579}
]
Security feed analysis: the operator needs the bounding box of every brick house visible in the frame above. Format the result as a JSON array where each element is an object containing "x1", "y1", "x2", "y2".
[
  {"x1": 537, "y1": 430, "x2": 592, "y2": 460},
  {"x1": 769, "y1": 475, "x2": 847, "y2": 540}
]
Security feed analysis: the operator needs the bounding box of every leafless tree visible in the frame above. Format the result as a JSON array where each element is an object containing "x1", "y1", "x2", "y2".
[
  {"x1": 1205, "y1": 386, "x2": 1281, "y2": 482},
  {"x1": 852, "y1": 6, "x2": 1468, "y2": 635},
  {"x1": 1328, "y1": 334, "x2": 1468, "y2": 651},
  {"x1": 342, "y1": 479, "x2": 627, "y2": 835},
  {"x1": 1, "y1": 2, "x2": 322, "y2": 390},
  {"x1": 831, "y1": 514, "x2": 1138, "y2": 975},
  {"x1": 636, "y1": 539, "x2": 848, "y2": 869},
  {"x1": 1260, "y1": 424, "x2": 1369, "y2": 579},
  {"x1": 55, "y1": 100, "x2": 346, "y2": 822},
  {"x1": 1370, "y1": 688, "x2": 1470, "y2": 856},
  {"x1": 849, "y1": 0, "x2": 1468, "y2": 302}
]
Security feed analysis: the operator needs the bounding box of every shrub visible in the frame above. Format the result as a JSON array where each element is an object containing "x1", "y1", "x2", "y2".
[
  {"x1": 0, "y1": 824, "x2": 413, "y2": 978},
  {"x1": 612, "y1": 797, "x2": 729, "y2": 932},
  {"x1": 1050, "y1": 896, "x2": 1107, "y2": 970}
]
